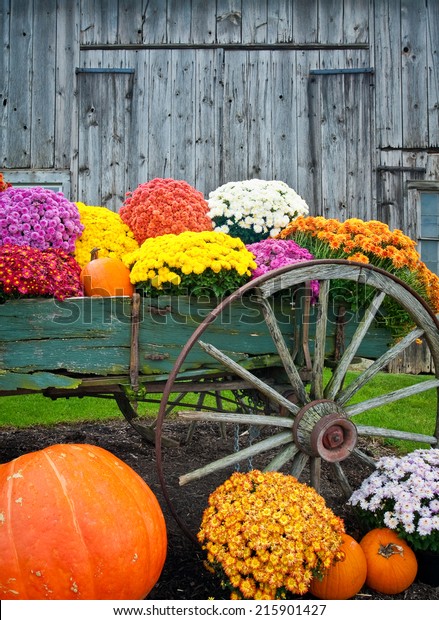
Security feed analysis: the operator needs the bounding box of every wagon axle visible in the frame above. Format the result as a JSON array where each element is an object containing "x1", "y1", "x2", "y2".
[{"x1": 292, "y1": 399, "x2": 358, "y2": 462}]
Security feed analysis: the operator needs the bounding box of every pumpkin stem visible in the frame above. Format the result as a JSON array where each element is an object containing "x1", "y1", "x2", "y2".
[
  {"x1": 91, "y1": 247, "x2": 100, "y2": 261},
  {"x1": 378, "y1": 543, "x2": 405, "y2": 559}
]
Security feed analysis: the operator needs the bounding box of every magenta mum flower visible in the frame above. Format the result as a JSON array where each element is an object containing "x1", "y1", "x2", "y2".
[
  {"x1": 0, "y1": 187, "x2": 84, "y2": 252},
  {"x1": 246, "y1": 238, "x2": 319, "y2": 301}
]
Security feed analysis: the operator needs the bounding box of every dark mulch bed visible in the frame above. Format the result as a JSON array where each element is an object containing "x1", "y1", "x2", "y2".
[{"x1": 1, "y1": 418, "x2": 437, "y2": 601}]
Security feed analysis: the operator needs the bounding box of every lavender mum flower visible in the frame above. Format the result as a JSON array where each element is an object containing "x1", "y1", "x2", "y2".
[
  {"x1": 246, "y1": 238, "x2": 319, "y2": 302},
  {"x1": 348, "y1": 448, "x2": 439, "y2": 553},
  {"x1": 0, "y1": 187, "x2": 84, "y2": 253}
]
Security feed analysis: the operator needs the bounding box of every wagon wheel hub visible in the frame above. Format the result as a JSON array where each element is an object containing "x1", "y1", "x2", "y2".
[{"x1": 292, "y1": 399, "x2": 358, "y2": 462}]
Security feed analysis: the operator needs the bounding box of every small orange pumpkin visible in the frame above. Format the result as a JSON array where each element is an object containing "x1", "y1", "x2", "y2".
[
  {"x1": 0, "y1": 444, "x2": 167, "y2": 599},
  {"x1": 309, "y1": 533, "x2": 367, "y2": 600},
  {"x1": 360, "y1": 528, "x2": 418, "y2": 595},
  {"x1": 80, "y1": 247, "x2": 134, "y2": 296}
]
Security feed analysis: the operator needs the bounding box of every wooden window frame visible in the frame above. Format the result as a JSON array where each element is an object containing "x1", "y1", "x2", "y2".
[
  {"x1": 408, "y1": 181, "x2": 439, "y2": 275},
  {"x1": 2, "y1": 170, "x2": 71, "y2": 198}
]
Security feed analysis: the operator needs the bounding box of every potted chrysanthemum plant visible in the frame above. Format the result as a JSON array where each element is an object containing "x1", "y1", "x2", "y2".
[
  {"x1": 198, "y1": 470, "x2": 345, "y2": 600},
  {"x1": 348, "y1": 448, "x2": 439, "y2": 586}
]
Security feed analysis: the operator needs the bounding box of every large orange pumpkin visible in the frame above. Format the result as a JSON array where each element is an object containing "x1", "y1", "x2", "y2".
[
  {"x1": 309, "y1": 533, "x2": 368, "y2": 600},
  {"x1": 0, "y1": 444, "x2": 167, "y2": 600},
  {"x1": 360, "y1": 528, "x2": 418, "y2": 595},
  {"x1": 80, "y1": 248, "x2": 134, "y2": 296}
]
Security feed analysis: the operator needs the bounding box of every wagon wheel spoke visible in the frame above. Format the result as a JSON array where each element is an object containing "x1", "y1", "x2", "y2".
[
  {"x1": 345, "y1": 378, "x2": 439, "y2": 416},
  {"x1": 263, "y1": 443, "x2": 299, "y2": 471},
  {"x1": 289, "y1": 451, "x2": 309, "y2": 478},
  {"x1": 352, "y1": 447, "x2": 379, "y2": 468},
  {"x1": 178, "y1": 410, "x2": 294, "y2": 428},
  {"x1": 253, "y1": 292, "x2": 309, "y2": 404},
  {"x1": 330, "y1": 461, "x2": 353, "y2": 497},
  {"x1": 197, "y1": 340, "x2": 299, "y2": 415},
  {"x1": 310, "y1": 280, "x2": 330, "y2": 400},
  {"x1": 324, "y1": 290, "x2": 386, "y2": 400},
  {"x1": 336, "y1": 324, "x2": 426, "y2": 405},
  {"x1": 357, "y1": 424, "x2": 437, "y2": 445},
  {"x1": 310, "y1": 457, "x2": 322, "y2": 493},
  {"x1": 114, "y1": 392, "x2": 179, "y2": 447},
  {"x1": 179, "y1": 430, "x2": 293, "y2": 486}
]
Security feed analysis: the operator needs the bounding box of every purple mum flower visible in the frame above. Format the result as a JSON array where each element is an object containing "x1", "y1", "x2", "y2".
[
  {"x1": 246, "y1": 238, "x2": 319, "y2": 302},
  {"x1": 0, "y1": 187, "x2": 84, "y2": 253}
]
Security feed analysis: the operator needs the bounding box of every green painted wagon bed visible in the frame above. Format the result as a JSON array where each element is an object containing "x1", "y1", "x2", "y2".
[{"x1": 1, "y1": 260, "x2": 439, "y2": 537}]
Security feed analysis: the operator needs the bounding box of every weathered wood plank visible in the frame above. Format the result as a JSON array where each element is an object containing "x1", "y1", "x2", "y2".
[
  {"x1": 318, "y1": 0, "x2": 344, "y2": 45},
  {"x1": 55, "y1": 0, "x2": 80, "y2": 171},
  {"x1": 247, "y1": 50, "x2": 272, "y2": 178},
  {"x1": 190, "y1": 0, "x2": 217, "y2": 44},
  {"x1": 299, "y1": 50, "x2": 320, "y2": 209},
  {"x1": 320, "y1": 71, "x2": 347, "y2": 217},
  {"x1": 374, "y1": 0, "x2": 403, "y2": 148},
  {"x1": 216, "y1": 0, "x2": 242, "y2": 44},
  {"x1": 6, "y1": 0, "x2": 33, "y2": 167},
  {"x1": 0, "y1": 372, "x2": 82, "y2": 392},
  {"x1": 401, "y1": 0, "x2": 429, "y2": 147},
  {"x1": 194, "y1": 49, "x2": 222, "y2": 193},
  {"x1": 0, "y1": 295, "x2": 294, "y2": 380},
  {"x1": 80, "y1": 0, "x2": 118, "y2": 45},
  {"x1": 0, "y1": 0, "x2": 10, "y2": 167},
  {"x1": 242, "y1": 0, "x2": 268, "y2": 44},
  {"x1": 345, "y1": 71, "x2": 373, "y2": 220},
  {"x1": 172, "y1": 49, "x2": 196, "y2": 181},
  {"x1": 118, "y1": 0, "x2": 143, "y2": 45},
  {"x1": 147, "y1": 48, "x2": 172, "y2": 179},
  {"x1": 292, "y1": 0, "x2": 318, "y2": 43},
  {"x1": 167, "y1": 0, "x2": 193, "y2": 43},
  {"x1": 270, "y1": 50, "x2": 297, "y2": 185},
  {"x1": 427, "y1": 0, "x2": 439, "y2": 146},
  {"x1": 222, "y1": 50, "x2": 249, "y2": 181},
  {"x1": 142, "y1": 0, "x2": 167, "y2": 44},
  {"x1": 30, "y1": 0, "x2": 56, "y2": 168},
  {"x1": 102, "y1": 63, "x2": 133, "y2": 209},
  {"x1": 267, "y1": 0, "x2": 292, "y2": 43},
  {"x1": 77, "y1": 71, "x2": 103, "y2": 205},
  {"x1": 343, "y1": 0, "x2": 370, "y2": 44}
]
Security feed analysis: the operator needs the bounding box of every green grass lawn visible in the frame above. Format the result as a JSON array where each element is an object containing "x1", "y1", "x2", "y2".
[{"x1": 0, "y1": 370, "x2": 436, "y2": 454}]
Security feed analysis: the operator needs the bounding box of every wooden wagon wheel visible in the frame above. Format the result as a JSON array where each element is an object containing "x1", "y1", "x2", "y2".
[{"x1": 155, "y1": 260, "x2": 439, "y2": 542}]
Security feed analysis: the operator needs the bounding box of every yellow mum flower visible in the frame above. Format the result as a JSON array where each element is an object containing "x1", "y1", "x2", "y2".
[
  {"x1": 74, "y1": 203, "x2": 139, "y2": 268},
  {"x1": 124, "y1": 230, "x2": 256, "y2": 297},
  {"x1": 198, "y1": 470, "x2": 344, "y2": 600}
]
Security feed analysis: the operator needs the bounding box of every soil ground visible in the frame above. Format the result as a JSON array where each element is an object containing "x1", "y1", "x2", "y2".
[{"x1": 1, "y1": 418, "x2": 438, "y2": 601}]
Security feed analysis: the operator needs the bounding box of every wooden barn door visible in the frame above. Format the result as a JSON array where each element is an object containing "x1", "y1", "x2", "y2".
[
  {"x1": 308, "y1": 69, "x2": 375, "y2": 221},
  {"x1": 74, "y1": 68, "x2": 135, "y2": 211}
]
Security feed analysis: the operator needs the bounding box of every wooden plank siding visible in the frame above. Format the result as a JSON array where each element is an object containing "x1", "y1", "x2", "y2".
[
  {"x1": 1, "y1": 0, "x2": 438, "y2": 375},
  {"x1": 0, "y1": 0, "x2": 437, "y2": 228}
]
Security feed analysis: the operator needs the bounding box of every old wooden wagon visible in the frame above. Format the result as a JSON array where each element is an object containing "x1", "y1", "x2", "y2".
[{"x1": 1, "y1": 259, "x2": 439, "y2": 538}]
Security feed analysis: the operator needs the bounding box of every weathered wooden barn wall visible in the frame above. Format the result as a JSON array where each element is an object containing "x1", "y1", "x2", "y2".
[{"x1": 0, "y1": 0, "x2": 438, "y2": 232}]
